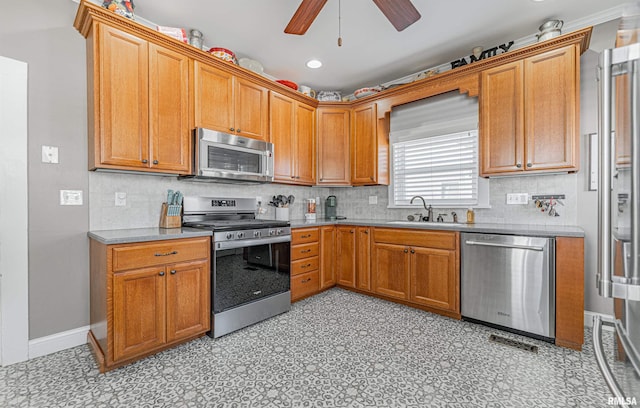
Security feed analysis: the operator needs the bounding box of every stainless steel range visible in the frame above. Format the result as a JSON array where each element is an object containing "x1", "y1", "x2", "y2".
[{"x1": 182, "y1": 196, "x2": 291, "y2": 338}]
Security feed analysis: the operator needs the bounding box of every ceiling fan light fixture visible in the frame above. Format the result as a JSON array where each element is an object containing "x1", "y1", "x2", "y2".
[{"x1": 306, "y1": 59, "x2": 323, "y2": 69}]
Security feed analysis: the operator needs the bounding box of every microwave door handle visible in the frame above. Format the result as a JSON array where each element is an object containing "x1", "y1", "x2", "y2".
[{"x1": 598, "y1": 49, "x2": 614, "y2": 297}]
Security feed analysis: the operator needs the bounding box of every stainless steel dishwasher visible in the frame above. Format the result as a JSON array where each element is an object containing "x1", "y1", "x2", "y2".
[{"x1": 461, "y1": 232, "x2": 555, "y2": 340}]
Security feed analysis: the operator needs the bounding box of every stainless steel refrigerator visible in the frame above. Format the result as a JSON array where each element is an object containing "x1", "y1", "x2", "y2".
[{"x1": 595, "y1": 36, "x2": 640, "y2": 402}]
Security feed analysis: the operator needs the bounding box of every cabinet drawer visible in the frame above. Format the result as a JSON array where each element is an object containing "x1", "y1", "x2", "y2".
[
  {"x1": 291, "y1": 242, "x2": 319, "y2": 260},
  {"x1": 373, "y1": 228, "x2": 457, "y2": 250},
  {"x1": 291, "y1": 256, "x2": 319, "y2": 276},
  {"x1": 292, "y1": 228, "x2": 319, "y2": 245},
  {"x1": 291, "y1": 270, "x2": 319, "y2": 300},
  {"x1": 112, "y1": 238, "x2": 210, "y2": 272}
]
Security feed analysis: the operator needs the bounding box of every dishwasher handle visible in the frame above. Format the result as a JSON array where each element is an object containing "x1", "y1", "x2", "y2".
[{"x1": 464, "y1": 240, "x2": 545, "y2": 251}]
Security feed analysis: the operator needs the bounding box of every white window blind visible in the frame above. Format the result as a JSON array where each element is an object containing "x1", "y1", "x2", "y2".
[
  {"x1": 389, "y1": 91, "x2": 488, "y2": 207},
  {"x1": 392, "y1": 130, "x2": 479, "y2": 206}
]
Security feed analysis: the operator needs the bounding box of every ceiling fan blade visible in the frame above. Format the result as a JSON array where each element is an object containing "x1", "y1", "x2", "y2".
[
  {"x1": 372, "y1": 0, "x2": 421, "y2": 32},
  {"x1": 284, "y1": 0, "x2": 329, "y2": 35}
]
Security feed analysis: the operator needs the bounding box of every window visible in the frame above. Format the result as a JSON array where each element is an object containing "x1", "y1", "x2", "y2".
[
  {"x1": 392, "y1": 130, "x2": 482, "y2": 206},
  {"x1": 388, "y1": 91, "x2": 488, "y2": 208}
]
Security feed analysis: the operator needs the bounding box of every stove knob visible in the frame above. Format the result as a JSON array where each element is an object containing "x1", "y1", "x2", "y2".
[
  {"x1": 277, "y1": 229, "x2": 283, "y2": 235},
  {"x1": 226, "y1": 232, "x2": 234, "y2": 240},
  {"x1": 237, "y1": 232, "x2": 245, "y2": 239},
  {"x1": 269, "y1": 229, "x2": 276, "y2": 236},
  {"x1": 254, "y1": 230, "x2": 261, "y2": 238}
]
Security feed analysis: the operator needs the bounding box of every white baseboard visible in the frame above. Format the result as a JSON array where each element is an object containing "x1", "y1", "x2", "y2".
[
  {"x1": 584, "y1": 310, "x2": 615, "y2": 331},
  {"x1": 28, "y1": 325, "x2": 89, "y2": 359}
]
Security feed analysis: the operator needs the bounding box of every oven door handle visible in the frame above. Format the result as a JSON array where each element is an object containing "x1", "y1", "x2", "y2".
[{"x1": 216, "y1": 235, "x2": 291, "y2": 250}]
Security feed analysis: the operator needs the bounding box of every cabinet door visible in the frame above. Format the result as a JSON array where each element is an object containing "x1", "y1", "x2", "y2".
[
  {"x1": 319, "y1": 226, "x2": 336, "y2": 289},
  {"x1": 98, "y1": 25, "x2": 149, "y2": 168},
  {"x1": 336, "y1": 227, "x2": 356, "y2": 287},
  {"x1": 409, "y1": 247, "x2": 457, "y2": 312},
  {"x1": 356, "y1": 227, "x2": 372, "y2": 292},
  {"x1": 295, "y1": 102, "x2": 316, "y2": 185},
  {"x1": 372, "y1": 243, "x2": 409, "y2": 300},
  {"x1": 317, "y1": 108, "x2": 350, "y2": 185},
  {"x1": 524, "y1": 45, "x2": 578, "y2": 171},
  {"x1": 351, "y1": 103, "x2": 378, "y2": 185},
  {"x1": 270, "y1": 92, "x2": 296, "y2": 182},
  {"x1": 480, "y1": 61, "x2": 524, "y2": 175},
  {"x1": 235, "y1": 78, "x2": 269, "y2": 141},
  {"x1": 113, "y1": 267, "x2": 166, "y2": 362},
  {"x1": 148, "y1": 44, "x2": 190, "y2": 173},
  {"x1": 194, "y1": 61, "x2": 233, "y2": 132},
  {"x1": 166, "y1": 260, "x2": 210, "y2": 342}
]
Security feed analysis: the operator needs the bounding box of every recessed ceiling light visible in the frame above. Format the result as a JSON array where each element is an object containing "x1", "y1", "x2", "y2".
[{"x1": 306, "y1": 59, "x2": 322, "y2": 69}]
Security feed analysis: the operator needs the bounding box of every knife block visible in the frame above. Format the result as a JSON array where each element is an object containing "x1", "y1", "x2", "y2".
[{"x1": 159, "y1": 203, "x2": 181, "y2": 228}]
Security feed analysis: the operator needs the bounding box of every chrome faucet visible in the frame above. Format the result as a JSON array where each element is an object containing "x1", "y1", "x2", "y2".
[{"x1": 410, "y1": 196, "x2": 433, "y2": 221}]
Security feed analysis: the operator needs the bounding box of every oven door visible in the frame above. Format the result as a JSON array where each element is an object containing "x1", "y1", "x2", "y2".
[
  {"x1": 196, "y1": 129, "x2": 274, "y2": 183},
  {"x1": 213, "y1": 235, "x2": 290, "y2": 313}
]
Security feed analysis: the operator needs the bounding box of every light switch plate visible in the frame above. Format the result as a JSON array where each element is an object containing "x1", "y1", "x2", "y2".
[
  {"x1": 369, "y1": 195, "x2": 378, "y2": 205},
  {"x1": 42, "y1": 145, "x2": 59, "y2": 164},
  {"x1": 506, "y1": 193, "x2": 529, "y2": 205},
  {"x1": 60, "y1": 190, "x2": 83, "y2": 206},
  {"x1": 115, "y1": 192, "x2": 127, "y2": 207}
]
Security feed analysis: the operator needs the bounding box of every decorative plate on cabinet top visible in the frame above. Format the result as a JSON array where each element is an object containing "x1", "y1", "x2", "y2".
[
  {"x1": 208, "y1": 47, "x2": 237, "y2": 64},
  {"x1": 354, "y1": 87, "x2": 381, "y2": 99},
  {"x1": 276, "y1": 80, "x2": 298, "y2": 90},
  {"x1": 317, "y1": 90, "x2": 342, "y2": 101},
  {"x1": 238, "y1": 58, "x2": 264, "y2": 74}
]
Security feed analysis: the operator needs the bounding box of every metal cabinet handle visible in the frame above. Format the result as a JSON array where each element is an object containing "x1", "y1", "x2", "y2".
[
  {"x1": 370, "y1": 176, "x2": 375, "y2": 181},
  {"x1": 153, "y1": 160, "x2": 159, "y2": 165},
  {"x1": 301, "y1": 278, "x2": 312, "y2": 283},
  {"x1": 154, "y1": 251, "x2": 178, "y2": 257},
  {"x1": 515, "y1": 162, "x2": 522, "y2": 168},
  {"x1": 301, "y1": 263, "x2": 312, "y2": 269},
  {"x1": 229, "y1": 128, "x2": 235, "y2": 132},
  {"x1": 159, "y1": 271, "x2": 165, "y2": 276},
  {"x1": 364, "y1": 230, "x2": 369, "y2": 234},
  {"x1": 350, "y1": 230, "x2": 354, "y2": 233},
  {"x1": 236, "y1": 129, "x2": 241, "y2": 133},
  {"x1": 410, "y1": 249, "x2": 415, "y2": 254},
  {"x1": 170, "y1": 270, "x2": 176, "y2": 275},
  {"x1": 301, "y1": 249, "x2": 312, "y2": 253},
  {"x1": 142, "y1": 159, "x2": 148, "y2": 164},
  {"x1": 464, "y1": 240, "x2": 544, "y2": 251},
  {"x1": 301, "y1": 234, "x2": 312, "y2": 238},
  {"x1": 526, "y1": 162, "x2": 532, "y2": 168},
  {"x1": 404, "y1": 248, "x2": 408, "y2": 253}
]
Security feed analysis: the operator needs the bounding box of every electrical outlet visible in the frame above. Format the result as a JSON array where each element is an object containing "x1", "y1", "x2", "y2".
[
  {"x1": 506, "y1": 193, "x2": 529, "y2": 205},
  {"x1": 60, "y1": 190, "x2": 83, "y2": 206},
  {"x1": 42, "y1": 145, "x2": 59, "y2": 164},
  {"x1": 369, "y1": 195, "x2": 378, "y2": 205},
  {"x1": 115, "y1": 192, "x2": 127, "y2": 207}
]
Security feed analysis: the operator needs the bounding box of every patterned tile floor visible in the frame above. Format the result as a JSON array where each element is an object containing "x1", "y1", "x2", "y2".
[{"x1": 0, "y1": 288, "x2": 621, "y2": 407}]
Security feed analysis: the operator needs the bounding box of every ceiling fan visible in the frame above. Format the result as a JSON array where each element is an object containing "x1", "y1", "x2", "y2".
[{"x1": 284, "y1": 0, "x2": 421, "y2": 35}]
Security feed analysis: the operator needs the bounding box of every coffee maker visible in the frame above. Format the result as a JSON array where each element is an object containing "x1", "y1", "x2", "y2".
[{"x1": 325, "y1": 195, "x2": 337, "y2": 220}]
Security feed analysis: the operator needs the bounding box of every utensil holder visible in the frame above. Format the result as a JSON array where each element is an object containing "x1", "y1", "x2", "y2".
[
  {"x1": 159, "y1": 203, "x2": 181, "y2": 228},
  {"x1": 275, "y1": 207, "x2": 289, "y2": 221}
]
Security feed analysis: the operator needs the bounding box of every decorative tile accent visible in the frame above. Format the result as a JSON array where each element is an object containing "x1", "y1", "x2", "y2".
[{"x1": 0, "y1": 289, "x2": 617, "y2": 407}]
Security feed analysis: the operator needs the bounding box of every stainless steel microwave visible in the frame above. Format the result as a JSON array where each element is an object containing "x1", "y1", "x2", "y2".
[{"x1": 181, "y1": 128, "x2": 274, "y2": 183}]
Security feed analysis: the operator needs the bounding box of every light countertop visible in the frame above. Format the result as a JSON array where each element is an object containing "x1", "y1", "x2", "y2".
[{"x1": 88, "y1": 227, "x2": 212, "y2": 244}]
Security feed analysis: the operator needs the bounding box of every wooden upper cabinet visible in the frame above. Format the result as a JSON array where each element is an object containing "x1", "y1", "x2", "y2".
[
  {"x1": 336, "y1": 226, "x2": 356, "y2": 287},
  {"x1": 234, "y1": 78, "x2": 269, "y2": 141},
  {"x1": 480, "y1": 44, "x2": 579, "y2": 176},
  {"x1": 194, "y1": 62, "x2": 269, "y2": 141},
  {"x1": 98, "y1": 25, "x2": 149, "y2": 169},
  {"x1": 480, "y1": 61, "x2": 523, "y2": 175},
  {"x1": 319, "y1": 226, "x2": 336, "y2": 289},
  {"x1": 524, "y1": 46, "x2": 578, "y2": 171},
  {"x1": 317, "y1": 107, "x2": 350, "y2": 185},
  {"x1": 351, "y1": 103, "x2": 378, "y2": 185},
  {"x1": 149, "y1": 44, "x2": 190, "y2": 173},
  {"x1": 270, "y1": 91, "x2": 316, "y2": 185},
  {"x1": 91, "y1": 24, "x2": 191, "y2": 174}
]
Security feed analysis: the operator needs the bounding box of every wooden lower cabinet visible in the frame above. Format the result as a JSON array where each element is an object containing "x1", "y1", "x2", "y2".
[
  {"x1": 319, "y1": 226, "x2": 336, "y2": 289},
  {"x1": 291, "y1": 227, "x2": 320, "y2": 301},
  {"x1": 372, "y1": 243, "x2": 410, "y2": 300},
  {"x1": 336, "y1": 226, "x2": 356, "y2": 287},
  {"x1": 89, "y1": 237, "x2": 210, "y2": 372},
  {"x1": 356, "y1": 227, "x2": 372, "y2": 291},
  {"x1": 409, "y1": 247, "x2": 457, "y2": 311}
]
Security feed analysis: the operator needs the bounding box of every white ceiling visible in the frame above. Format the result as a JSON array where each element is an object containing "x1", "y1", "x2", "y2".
[{"x1": 1, "y1": 0, "x2": 631, "y2": 94}]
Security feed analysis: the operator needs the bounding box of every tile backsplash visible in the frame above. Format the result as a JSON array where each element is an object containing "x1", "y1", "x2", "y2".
[{"x1": 89, "y1": 172, "x2": 578, "y2": 230}]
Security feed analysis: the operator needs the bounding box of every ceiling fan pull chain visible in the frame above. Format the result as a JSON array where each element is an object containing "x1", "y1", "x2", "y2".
[{"x1": 338, "y1": 0, "x2": 343, "y2": 46}]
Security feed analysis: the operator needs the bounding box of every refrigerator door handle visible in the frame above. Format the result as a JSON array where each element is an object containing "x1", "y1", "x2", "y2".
[
  {"x1": 614, "y1": 319, "x2": 640, "y2": 377},
  {"x1": 631, "y1": 57, "x2": 640, "y2": 285},
  {"x1": 592, "y1": 316, "x2": 627, "y2": 399}
]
